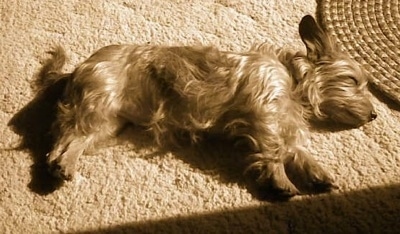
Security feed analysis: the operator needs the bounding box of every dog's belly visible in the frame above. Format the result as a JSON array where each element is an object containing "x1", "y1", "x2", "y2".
[{"x1": 118, "y1": 100, "x2": 157, "y2": 126}]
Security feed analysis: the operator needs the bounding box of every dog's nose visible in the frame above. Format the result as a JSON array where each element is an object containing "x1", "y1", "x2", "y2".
[{"x1": 370, "y1": 111, "x2": 377, "y2": 121}]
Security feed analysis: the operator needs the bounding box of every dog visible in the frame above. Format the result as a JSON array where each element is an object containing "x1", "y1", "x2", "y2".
[{"x1": 37, "y1": 15, "x2": 376, "y2": 198}]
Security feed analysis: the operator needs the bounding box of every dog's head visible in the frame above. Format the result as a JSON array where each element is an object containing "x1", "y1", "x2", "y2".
[{"x1": 296, "y1": 15, "x2": 376, "y2": 127}]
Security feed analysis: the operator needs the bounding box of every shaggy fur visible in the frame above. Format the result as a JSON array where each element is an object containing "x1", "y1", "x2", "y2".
[{"x1": 38, "y1": 15, "x2": 376, "y2": 198}]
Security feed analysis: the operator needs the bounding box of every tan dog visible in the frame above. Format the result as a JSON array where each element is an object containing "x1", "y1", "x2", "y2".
[{"x1": 38, "y1": 15, "x2": 375, "y2": 198}]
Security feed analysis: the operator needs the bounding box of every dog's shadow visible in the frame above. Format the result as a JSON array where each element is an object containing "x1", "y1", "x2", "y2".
[
  {"x1": 8, "y1": 79, "x2": 68, "y2": 195},
  {"x1": 116, "y1": 128, "x2": 279, "y2": 200}
]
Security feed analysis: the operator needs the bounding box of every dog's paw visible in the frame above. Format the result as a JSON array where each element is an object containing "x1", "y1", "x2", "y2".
[
  {"x1": 304, "y1": 166, "x2": 337, "y2": 193},
  {"x1": 267, "y1": 173, "x2": 300, "y2": 198},
  {"x1": 246, "y1": 160, "x2": 300, "y2": 200},
  {"x1": 46, "y1": 152, "x2": 76, "y2": 181},
  {"x1": 48, "y1": 160, "x2": 75, "y2": 180},
  {"x1": 285, "y1": 156, "x2": 337, "y2": 194},
  {"x1": 252, "y1": 173, "x2": 300, "y2": 201}
]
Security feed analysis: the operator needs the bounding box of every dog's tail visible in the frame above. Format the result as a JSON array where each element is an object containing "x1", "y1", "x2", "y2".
[{"x1": 36, "y1": 46, "x2": 70, "y2": 91}]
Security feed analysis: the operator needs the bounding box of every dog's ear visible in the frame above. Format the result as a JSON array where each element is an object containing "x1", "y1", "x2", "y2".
[{"x1": 299, "y1": 15, "x2": 335, "y2": 62}]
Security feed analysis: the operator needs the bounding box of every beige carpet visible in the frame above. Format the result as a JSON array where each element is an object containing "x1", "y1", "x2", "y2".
[{"x1": 1, "y1": 0, "x2": 400, "y2": 233}]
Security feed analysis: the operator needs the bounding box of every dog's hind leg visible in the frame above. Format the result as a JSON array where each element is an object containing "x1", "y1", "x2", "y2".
[
  {"x1": 47, "y1": 79, "x2": 125, "y2": 180},
  {"x1": 47, "y1": 105, "x2": 124, "y2": 180},
  {"x1": 47, "y1": 131, "x2": 93, "y2": 180},
  {"x1": 225, "y1": 112, "x2": 300, "y2": 198}
]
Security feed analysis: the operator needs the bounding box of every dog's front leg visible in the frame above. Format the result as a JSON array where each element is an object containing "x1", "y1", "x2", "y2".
[{"x1": 230, "y1": 121, "x2": 300, "y2": 198}]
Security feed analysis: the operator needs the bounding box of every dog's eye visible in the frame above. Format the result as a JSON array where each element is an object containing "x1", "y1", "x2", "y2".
[{"x1": 349, "y1": 76, "x2": 358, "y2": 85}]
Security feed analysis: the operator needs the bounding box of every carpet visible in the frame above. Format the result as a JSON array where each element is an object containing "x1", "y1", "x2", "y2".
[{"x1": 1, "y1": 0, "x2": 400, "y2": 233}]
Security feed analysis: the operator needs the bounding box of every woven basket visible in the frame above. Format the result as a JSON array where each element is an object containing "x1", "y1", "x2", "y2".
[{"x1": 318, "y1": 0, "x2": 400, "y2": 104}]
